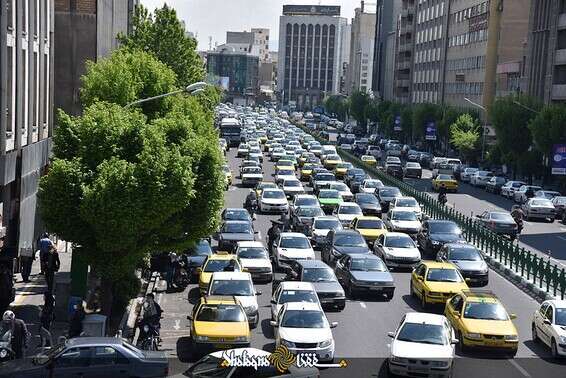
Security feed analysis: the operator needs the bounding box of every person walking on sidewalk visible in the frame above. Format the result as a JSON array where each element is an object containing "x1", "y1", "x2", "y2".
[
  {"x1": 38, "y1": 233, "x2": 54, "y2": 275},
  {"x1": 45, "y1": 246, "x2": 60, "y2": 294},
  {"x1": 2, "y1": 310, "x2": 30, "y2": 359},
  {"x1": 69, "y1": 303, "x2": 86, "y2": 338}
]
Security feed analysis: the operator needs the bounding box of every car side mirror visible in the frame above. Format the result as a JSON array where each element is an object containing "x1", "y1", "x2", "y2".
[
  {"x1": 330, "y1": 322, "x2": 338, "y2": 328},
  {"x1": 510, "y1": 314, "x2": 517, "y2": 320},
  {"x1": 543, "y1": 318, "x2": 550, "y2": 325},
  {"x1": 475, "y1": 215, "x2": 480, "y2": 218},
  {"x1": 256, "y1": 291, "x2": 262, "y2": 296},
  {"x1": 270, "y1": 320, "x2": 278, "y2": 327},
  {"x1": 187, "y1": 315, "x2": 193, "y2": 321},
  {"x1": 387, "y1": 332, "x2": 395, "y2": 338},
  {"x1": 451, "y1": 338, "x2": 459, "y2": 345},
  {"x1": 196, "y1": 267, "x2": 202, "y2": 274}
]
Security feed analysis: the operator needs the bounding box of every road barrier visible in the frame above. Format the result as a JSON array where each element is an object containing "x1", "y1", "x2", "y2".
[{"x1": 299, "y1": 126, "x2": 566, "y2": 299}]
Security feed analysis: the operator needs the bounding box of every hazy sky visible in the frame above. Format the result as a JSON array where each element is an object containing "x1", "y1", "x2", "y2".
[{"x1": 140, "y1": 0, "x2": 364, "y2": 51}]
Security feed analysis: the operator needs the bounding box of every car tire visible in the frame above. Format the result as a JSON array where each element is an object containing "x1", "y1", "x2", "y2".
[
  {"x1": 458, "y1": 331, "x2": 468, "y2": 353},
  {"x1": 532, "y1": 323, "x2": 539, "y2": 343}
]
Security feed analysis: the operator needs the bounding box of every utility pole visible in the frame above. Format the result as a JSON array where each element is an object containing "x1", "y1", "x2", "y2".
[{"x1": 482, "y1": 0, "x2": 504, "y2": 113}]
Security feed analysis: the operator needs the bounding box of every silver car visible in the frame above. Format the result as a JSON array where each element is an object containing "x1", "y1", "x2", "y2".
[{"x1": 522, "y1": 198, "x2": 556, "y2": 222}]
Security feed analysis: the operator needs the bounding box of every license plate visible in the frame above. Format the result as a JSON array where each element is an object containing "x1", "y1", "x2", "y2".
[
  {"x1": 485, "y1": 339, "x2": 503, "y2": 346},
  {"x1": 370, "y1": 287, "x2": 383, "y2": 291},
  {"x1": 214, "y1": 343, "x2": 230, "y2": 349},
  {"x1": 408, "y1": 366, "x2": 427, "y2": 373}
]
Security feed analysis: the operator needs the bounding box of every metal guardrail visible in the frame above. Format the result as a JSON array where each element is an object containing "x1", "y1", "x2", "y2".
[{"x1": 298, "y1": 126, "x2": 566, "y2": 299}]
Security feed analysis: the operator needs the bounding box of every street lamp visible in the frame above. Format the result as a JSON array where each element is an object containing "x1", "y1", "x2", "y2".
[
  {"x1": 512, "y1": 100, "x2": 540, "y2": 114},
  {"x1": 124, "y1": 81, "x2": 208, "y2": 108},
  {"x1": 464, "y1": 97, "x2": 487, "y2": 161}
]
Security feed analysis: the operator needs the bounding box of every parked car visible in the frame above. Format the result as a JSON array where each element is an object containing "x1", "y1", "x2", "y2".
[
  {"x1": 531, "y1": 300, "x2": 566, "y2": 358},
  {"x1": 485, "y1": 176, "x2": 507, "y2": 194},
  {"x1": 534, "y1": 190, "x2": 561, "y2": 200},
  {"x1": 403, "y1": 162, "x2": 422, "y2": 179},
  {"x1": 551, "y1": 196, "x2": 566, "y2": 221},
  {"x1": 522, "y1": 198, "x2": 556, "y2": 222},
  {"x1": 475, "y1": 211, "x2": 518, "y2": 239},
  {"x1": 470, "y1": 171, "x2": 493, "y2": 187},
  {"x1": 460, "y1": 167, "x2": 479, "y2": 182},
  {"x1": 500, "y1": 180, "x2": 527, "y2": 199},
  {"x1": 513, "y1": 185, "x2": 542, "y2": 203}
]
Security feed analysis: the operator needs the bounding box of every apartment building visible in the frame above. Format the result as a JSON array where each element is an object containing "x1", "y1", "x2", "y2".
[
  {"x1": 394, "y1": 0, "x2": 417, "y2": 103},
  {"x1": 374, "y1": 0, "x2": 400, "y2": 97},
  {"x1": 347, "y1": 4, "x2": 376, "y2": 94}
]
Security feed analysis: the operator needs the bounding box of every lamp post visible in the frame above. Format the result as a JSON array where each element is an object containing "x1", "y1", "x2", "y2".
[
  {"x1": 124, "y1": 82, "x2": 208, "y2": 108},
  {"x1": 512, "y1": 100, "x2": 540, "y2": 115},
  {"x1": 464, "y1": 97, "x2": 487, "y2": 162}
]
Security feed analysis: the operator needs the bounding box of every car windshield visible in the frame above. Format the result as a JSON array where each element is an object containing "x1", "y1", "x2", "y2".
[
  {"x1": 365, "y1": 180, "x2": 382, "y2": 188},
  {"x1": 397, "y1": 323, "x2": 447, "y2": 345},
  {"x1": 189, "y1": 241, "x2": 212, "y2": 256},
  {"x1": 556, "y1": 308, "x2": 566, "y2": 326},
  {"x1": 204, "y1": 259, "x2": 239, "y2": 273},
  {"x1": 392, "y1": 211, "x2": 417, "y2": 221},
  {"x1": 397, "y1": 198, "x2": 418, "y2": 207},
  {"x1": 406, "y1": 163, "x2": 420, "y2": 168},
  {"x1": 314, "y1": 219, "x2": 342, "y2": 230},
  {"x1": 437, "y1": 174, "x2": 454, "y2": 180},
  {"x1": 531, "y1": 199, "x2": 553, "y2": 206},
  {"x1": 490, "y1": 213, "x2": 514, "y2": 222},
  {"x1": 237, "y1": 247, "x2": 268, "y2": 259},
  {"x1": 349, "y1": 169, "x2": 365, "y2": 176},
  {"x1": 278, "y1": 170, "x2": 294, "y2": 176},
  {"x1": 280, "y1": 237, "x2": 310, "y2": 249},
  {"x1": 209, "y1": 279, "x2": 254, "y2": 296},
  {"x1": 278, "y1": 161, "x2": 293, "y2": 167},
  {"x1": 357, "y1": 219, "x2": 384, "y2": 229},
  {"x1": 259, "y1": 183, "x2": 277, "y2": 191},
  {"x1": 196, "y1": 304, "x2": 247, "y2": 322},
  {"x1": 380, "y1": 188, "x2": 401, "y2": 197},
  {"x1": 316, "y1": 174, "x2": 335, "y2": 181},
  {"x1": 303, "y1": 267, "x2": 336, "y2": 282},
  {"x1": 223, "y1": 222, "x2": 252, "y2": 234},
  {"x1": 297, "y1": 207, "x2": 324, "y2": 217},
  {"x1": 448, "y1": 247, "x2": 482, "y2": 261},
  {"x1": 224, "y1": 209, "x2": 249, "y2": 221},
  {"x1": 284, "y1": 180, "x2": 301, "y2": 187},
  {"x1": 384, "y1": 235, "x2": 414, "y2": 248},
  {"x1": 429, "y1": 223, "x2": 461, "y2": 234},
  {"x1": 334, "y1": 233, "x2": 367, "y2": 247},
  {"x1": 357, "y1": 194, "x2": 378, "y2": 204},
  {"x1": 327, "y1": 155, "x2": 340, "y2": 160},
  {"x1": 350, "y1": 258, "x2": 387, "y2": 271},
  {"x1": 281, "y1": 310, "x2": 327, "y2": 328},
  {"x1": 427, "y1": 268, "x2": 463, "y2": 282},
  {"x1": 279, "y1": 290, "x2": 319, "y2": 305},
  {"x1": 243, "y1": 167, "x2": 261, "y2": 174},
  {"x1": 463, "y1": 302, "x2": 509, "y2": 320},
  {"x1": 330, "y1": 183, "x2": 349, "y2": 191},
  {"x1": 339, "y1": 205, "x2": 362, "y2": 215},
  {"x1": 337, "y1": 163, "x2": 353, "y2": 169},
  {"x1": 295, "y1": 197, "x2": 318, "y2": 207},
  {"x1": 263, "y1": 190, "x2": 286, "y2": 199}
]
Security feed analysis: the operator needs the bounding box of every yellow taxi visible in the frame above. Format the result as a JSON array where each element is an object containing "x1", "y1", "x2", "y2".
[
  {"x1": 275, "y1": 159, "x2": 296, "y2": 172},
  {"x1": 222, "y1": 165, "x2": 232, "y2": 189},
  {"x1": 432, "y1": 174, "x2": 459, "y2": 192},
  {"x1": 323, "y1": 154, "x2": 342, "y2": 170},
  {"x1": 254, "y1": 181, "x2": 278, "y2": 198},
  {"x1": 298, "y1": 152, "x2": 315, "y2": 167},
  {"x1": 188, "y1": 296, "x2": 251, "y2": 352},
  {"x1": 410, "y1": 261, "x2": 469, "y2": 309},
  {"x1": 360, "y1": 155, "x2": 378, "y2": 167},
  {"x1": 334, "y1": 162, "x2": 353, "y2": 179},
  {"x1": 444, "y1": 291, "x2": 518, "y2": 356},
  {"x1": 198, "y1": 253, "x2": 243, "y2": 294},
  {"x1": 300, "y1": 163, "x2": 317, "y2": 181},
  {"x1": 259, "y1": 135, "x2": 268, "y2": 144},
  {"x1": 352, "y1": 216, "x2": 387, "y2": 244}
]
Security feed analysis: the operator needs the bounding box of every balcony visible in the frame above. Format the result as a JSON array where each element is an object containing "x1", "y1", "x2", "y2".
[
  {"x1": 397, "y1": 79, "x2": 411, "y2": 88},
  {"x1": 399, "y1": 42, "x2": 413, "y2": 53},
  {"x1": 552, "y1": 84, "x2": 566, "y2": 100},
  {"x1": 555, "y1": 49, "x2": 566, "y2": 65},
  {"x1": 558, "y1": 13, "x2": 566, "y2": 30}
]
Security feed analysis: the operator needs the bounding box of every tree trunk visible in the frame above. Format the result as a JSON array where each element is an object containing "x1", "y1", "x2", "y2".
[{"x1": 100, "y1": 279, "x2": 114, "y2": 320}]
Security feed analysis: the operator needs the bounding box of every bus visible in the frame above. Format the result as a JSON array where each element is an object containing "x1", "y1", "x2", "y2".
[{"x1": 220, "y1": 118, "x2": 242, "y2": 147}]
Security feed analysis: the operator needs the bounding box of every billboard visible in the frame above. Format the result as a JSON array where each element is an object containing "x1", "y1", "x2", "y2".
[
  {"x1": 425, "y1": 121, "x2": 437, "y2": 141},
  {"x1": 552, "y1": 144, "x2": 566, "y2": 175},
  {"x1": 394, "y1": 115, "x2": 402, "y2": 132},
  {"x1": 283, "y1": 5, "x2": 341, "y2": 16}
]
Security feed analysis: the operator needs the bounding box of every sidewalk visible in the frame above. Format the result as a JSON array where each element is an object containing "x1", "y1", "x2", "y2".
[{"x1": 10, "y1": 240, "x2": 72, "y2": 352}]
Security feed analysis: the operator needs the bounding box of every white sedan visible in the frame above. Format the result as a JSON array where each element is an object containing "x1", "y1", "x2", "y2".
[
  {"x1": 333, "y1": 202, "x2": 363, "y2": 227},
  {"x1": 275, "y1": 169, "x2": 296, "y2": 184},
  {"x1": 235, "y1": 241, "x2": 272, "y2": 283},
  {"x1": 532, "y1": 300, "x2": 566, "y2": 357},
  {"x1": 373, "y1": 232, "x2": 421, "y2": 269},
  {"x1": 310, "y1": 216, "x2": 343, "y2": 247},
  {"x1": 384, "y1": 209, "x2": 422, "y2": 236},
  {"x1": 273, "y1": 232, "x2": 315, "y2": 269},
  {"x1": 390, "y1": 197, "x2": 423, "y2": 219},
  {"x1": 360, "y1": 179, "x2": 384, "y2": 194},
  {"x1": 329, "y1": 182, "x2": 353, "y2": 202},
  {"x1": 282, "y1": 179, "x2": 305, "y2": 198},
  {"x1": 260, "y1": 188, "x2": 289, "y2": 214},
  {"x1": 270, "y1": 281, "x2": 321, "y2": 320},
  {"x1": 388, "y1": 312, "x2": 456, "y2": 377},
  {"x1": 271, "y1": 302, "x2": 337, "y2": 362}
]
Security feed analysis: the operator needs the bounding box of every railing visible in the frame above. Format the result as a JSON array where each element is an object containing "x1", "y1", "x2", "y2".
[{"x1": 298, "y1": 125, "x2": 566, "y2": 299}]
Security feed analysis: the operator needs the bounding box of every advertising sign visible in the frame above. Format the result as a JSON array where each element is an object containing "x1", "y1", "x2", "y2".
[
  {"x1": 394, "y1": 115, "x2": 402, "y2": 132},
  {"x1": 425, "y1": 121, "x2": 437, "y2": 141},
  {"x1": 552, "y1": 144, "x2": 566, "y2": 175}
]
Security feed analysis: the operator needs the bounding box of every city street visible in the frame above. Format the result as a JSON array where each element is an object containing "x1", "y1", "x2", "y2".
[{"x1": 155, "y1": 147, "x2": 564, "y2": 377}]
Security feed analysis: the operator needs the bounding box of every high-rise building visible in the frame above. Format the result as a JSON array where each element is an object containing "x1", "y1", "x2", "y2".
[
  {"x1": 277, "y1": 5, "x2": 349, "y2": 109},
  {"x1": 394, "y1": 0, "x2": 417, "y2": 103},
  {"x1": 347, "y1": 3, "x2": 376, "y2": 94},
  {"x1": 374, "y1": 0, "x2": 401, "y2": 97},
  {"x1": 524, "y1": 0, "x2": 566, "y2": 103},
  {"x1": 384, "y1": 31, "x2": 398, "y2": 101},
  {"x1": 251, "y1": 28, "x2": 271, "y2": 63},
  {"x1": 0, "y1": 0, "x2": 54, "y2": 257}
]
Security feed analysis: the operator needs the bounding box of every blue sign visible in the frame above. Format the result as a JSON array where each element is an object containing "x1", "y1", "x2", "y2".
[
  {"x1": 394, "y1": 115, "x2": 402, "y2": 131},
  {"x1": 425, "y1": 121, "x2": 437, "y2": 141},
  {"x1": 552, "y1": 144, "x2": 566, "y2": 175}
]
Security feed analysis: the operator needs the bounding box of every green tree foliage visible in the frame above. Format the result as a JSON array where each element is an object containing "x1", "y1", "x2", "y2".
[
  {"x1": 529, "y1": 104, "x2": 566, "y2": 156},
  {"x1": 365, "y1": 99, "x2": 380, "y2": 123},
  {"x1": 412, "y1": 103, "x2": 441, "y2": 141},
  {"x1": 349, "y1": 91, "x2": 369, "y2": 126},
  {"x1": 323, "y1": 95, "x2": 348, "y2": 121},
  {"x1": 119, "y1": 4, "x2": 205, "y2": 87},
  {"x1": 450, "y1": 114, "x2": 480, "y2": 162}
]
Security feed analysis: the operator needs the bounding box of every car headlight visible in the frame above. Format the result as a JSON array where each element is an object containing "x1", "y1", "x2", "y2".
[
  {"x1": 281, "y1": 339, "x2": 296, "y2": 348},
  {"x1": 465, "y1": 332, "x2": 482, "y2": 340},
  {"x1": 194, "y1": 335, "x2": 209, "y2": 342},
  {"x1": 390, "y1": 355, "x2": 407, "y2": 364},
  {"x1": 319, "y1": 339, "x2": 333, "y2": 348},
  {"x1": 430, "y1": 360, "x2": 450, "y2": 368},
  {"x1": 504, "y1": 335, "x2": 518, "y2": 342},
  {"x1": 0, "y1": 349, "x2": 7, "y2": 358},
  {"x1": 559, "y1": 336, "x2": 566, "y2": 344},
  {"x1": 234, "y1": 336, "x2": 249, "y2": 342}
]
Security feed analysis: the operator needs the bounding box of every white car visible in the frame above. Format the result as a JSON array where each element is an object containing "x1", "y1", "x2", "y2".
[
  {"x1": 310, "y1": 216, "x2": 343, "y2": 247},
  {"x1": 207, "y1": 272, "x2": 261, "y2": 328},
  {"x1": 333, "y1": 202, "x2": 363, "y2": 227},
  {"x1": 385, "y1": 209, "x2": 422, "y2": 236},
  {"x1": 329, "y1": 182, "x2": 353, "y2": 201},
  {"x1": 360, "y1": 179, "x2": 384, "y2": 194},
  {"x1": 271, "y1": 148, "x2": 286, "y2": 161},
  {"x1": 291, "y1": 194, "x2": 319, "y2": 211},
  {"x1": 271, "y1": 302, "x2": 337, "y2": 362},
  {"x1": 522, "y1": 198, "x2": 556, "y2": 222},
  {"x1": 387, "y1": 312, "x2": 456, "y2": 377},
  {"x1": 273, "y1": 232, "x2": 315, "y2": 269},
  {"x1": 500, "y1": 180, "x2": 526, "y2": 199},
  {"x1": 260, "y1": 188, "x2": 289, "y2": 213},
  {"x1": 275, "y1": 169, "x2": 296, "y2": 185},
  {"x1": 532, "y1": 300, "x2": 566, "y2": 357},
  {"x1": 460, "y1": 167, "x2": 478, "y2": 182},
  {"x1": 281, "y1": 179, "x2": 305, "y2": 198},
  {"x1": 390, "y1": 197, "x2": 422, "y2": 219},
  {"x1": 237, "y1": 143, "x2": 249, "y2": 158},
  {"x1": 248, "y1": 147, "x2": 263, "y2": 162},
  {"x1": 373, "y1": 232, "x2": 421, "y2": 269},
  {"x1": 270, "y1": 281, "x2": 321, "y2": 320},
  {"x1": 240, "y1": 166, "x2": 263, "y2": 187},
  {"x1": 513, "y1": 185, "x2": 542, "y2": 203},
  {"x1": 235, "y1": 241, "x2": 272, "y2": 283},
  {"x1": 470, "y1": 171, "x2": 493, "y2": 187}
]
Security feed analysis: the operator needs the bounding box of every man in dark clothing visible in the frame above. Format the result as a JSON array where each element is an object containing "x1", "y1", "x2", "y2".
[
  {"x1": 45, "y1": 246, "x2": 60, "y2": 294},
  {"x1": 2, "y1": 310, "x2": 29, "y2": 359},
  {"x1": 38, "y1": 234, "x2": 54, "y2": 275},
  {"x1": 68, "y1": 303, "x2": 86, "y2": 338},
  {"x1": 267, "y1": 220, "x2": 283, "y2": 254}
]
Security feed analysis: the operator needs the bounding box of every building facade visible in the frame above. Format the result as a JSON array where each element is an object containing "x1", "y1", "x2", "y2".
[
  {"x1": 251, "y1": 28, "x2": 271, "y2": 63},
  {"x1": 524, "y1": 0, "x2": 566, "y2": 103},
  {"x1": 54, "y1": 0, "x2": 139, "y2": 116},
  {"x1": 0, "y1": 0, "x2": 55, "y2": 258},
  {"x1": 207, "y1": 49, "x2": 259, "y2": 104},
  {"x1": 277, "y1": 5, "x2": 348, "y2": 109},
  {"x1": 384, "y1": 31, "x2": 398, "y2": 101},
  {"x1": 374, "y1": 0, "x2": 400, "y2": 97},
  {"x1": 347, "y1": 4, "x2": 376, "y2": 94},
  {"x1": 394, "y1": 0, "x2": 417, "y2": 103}
]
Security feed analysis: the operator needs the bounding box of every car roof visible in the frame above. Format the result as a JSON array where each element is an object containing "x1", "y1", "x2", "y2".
[
  {"x1": 295, "y1": 194, "x2": 317, "y2": 200},
  {"x1": 236, "y1": 241, "x2": 265, "y2": 248},
  {"x1": 460, "y1": 290, "x2": 500, "y2": 303},
  {"x1": 385, "y1": 232, "x2": 412, "y2": 238},
  {"x1": 284, "y1": 302, "x2": 323, "y2": 311},
  {"x1": 207, "y1": 254, "x2": 239, "y2": 261},
  {"x1": 355, "y1": 216, "x2": 381, "y2": 221},
  {"x1": 200, "y1": 295, "x2": 240, "y2": 305},
  {"x1": 211, "y1": 271, "x2": 252, "y2": 280},
  {"x1": 65, "y1": 337, "x2": 126, "y2": 347},
  {"x1": 404, "y1": 312, "x2": 446, "y2": 325},
  {"x1": 294, "y1": 259, "x2": 330, "y2": 268},
  {"x1": 279, "y1": 281, "x2": 316, "y2": 290},
  {"x1": 421, "y1": 261, "x2": 457, "y2": 269},
  {"x1": 280, "y1": 232, "x2": 309, "y2": 238}
]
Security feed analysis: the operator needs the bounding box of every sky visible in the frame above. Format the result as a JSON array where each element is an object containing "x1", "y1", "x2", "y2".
[{"x1": 140, "y1": 0, "x2": 364, "y2": 51}]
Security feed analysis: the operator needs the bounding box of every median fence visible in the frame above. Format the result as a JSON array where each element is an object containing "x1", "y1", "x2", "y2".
[{"x1": 298, "y1": 125, "x2": 566, "y2": 299}]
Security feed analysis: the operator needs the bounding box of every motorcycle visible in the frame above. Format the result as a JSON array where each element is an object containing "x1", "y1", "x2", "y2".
[
  {"x1": 244, "y1": 198, "x2": 258, "y2": 215},
  {"x1": 0, "y1": 324, "x2": 15, "y2": 362},
  {"x1": 172, "y1": 260, "x2": 190, "y2": 290},
  {"x1": 438, "y1": 193, "x2": 447, "y2": 206},
  {"x1": 136, "y1": 318, "x2": 160, "y2": 351}
]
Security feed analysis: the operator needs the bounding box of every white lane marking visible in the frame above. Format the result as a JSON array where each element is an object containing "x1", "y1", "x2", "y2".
[
  {"x1": 173, "y1": 319, "x2": 180, "y2": 330},
  {"x1": 360, "y1": 302, "x2": 367, "y2": 309},
  {"x1": 558, "y1": 236, "x2": 566, "y2": 242},
  {"x1": 509, "y1": 359, "x2": 531, "y2": 377}
]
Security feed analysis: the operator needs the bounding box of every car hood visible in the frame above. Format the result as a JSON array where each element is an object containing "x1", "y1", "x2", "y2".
[
  {"x1": 358, "y1": 229, "x2": 388, "y2": 239},
  {"x1": 262, "y1": 198, "x2": 288, "y2": 205},
  {"x1": 240, "y1": 258, "x2": 272, "y2": 269},
  {"x1": 220, "y1": 233, "x2": 254, "y2": 241},
  {"x1": 351, "y1": 270, "x2": 394, "y2": 283},
  {"x1": 233, "y1": 295, "x2": 258, "y2": 309},
  {"x1": 461, "y1": 319, "x2": 517, "y2": 336},
  {"x1": 450, "y1": 260, "x2": 487, "y2": 272},
  {"x1": 430, "y1": 233, "x2": 463, "y2": 243},
  {"x1": 334, "y1": 246, "x2": 371, "y2": 255},
  {"x1": 338, "y1": 214, "x2": 360, "y2": 221},
  {"x1": 383, "y1": 247, "x2": 421, "y2": 258},
  {"x1": 311, "y1": 281, "x2": 344, "y2": 294},
  {"x1": 391, "y1": 340, "x2": 453, "y2": 359},
  {"x1": 425, "y1": 281, "x2": 468, "y2": 293},
  {"x1": 277, "y1": 247, "x2": 314, "y2": 259},
  {"x1": 390, "y1": 220, "x2": 421, "y2": 230},
  {"x1": 194, "y1": 321, "x2": 249, "y2": 338},
  {"x1": 279, "y1": 327, "x2": 332, "y2": 344},
  {"x1": 313, "y1": 229, "x2": 332, "y2": 237}
]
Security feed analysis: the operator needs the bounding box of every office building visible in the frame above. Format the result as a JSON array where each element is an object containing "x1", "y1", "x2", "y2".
[
  {"x1": 277, "y1": 5, "x2": 349, "y2": 109},
  {"x1": 374, "y1": 0, "x2": 401, "y2": 97},
  {"x1": 394, "y1": 0, "x2": 417, "y2": 103},
  {"x1": 251, "y1": 28, "x2": 271, "y2": 63},
  {"x1": 384, "y1": 31, "x2": 398, "y2": 101},
  {"x1": 347, "y1": 3, "x2": 376, "y2": 94},
  {"x1": 340, "y1": 23, "x2": 351, "y2": 94},
  {"x1": 0, "y1": 0, "x2": 54, "y2": 257},
  {"x1": 524, "y1": 0, "x2": 566, "y2": 103},
  {"x1": 54, "y1": 0, "x2": 139, "y2": 116}
]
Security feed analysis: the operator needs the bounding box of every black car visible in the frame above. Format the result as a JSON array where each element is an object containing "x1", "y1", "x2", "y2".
[
  {"x1": 334, "y1": 254, "x2": 395, "y2": 300},
  {"x1": 376, "y1": 187, "x2": 402, "y2": 212},
  {"x1": 276, "y1": 259, "x2": 346, "y2": 310},
  {"x1": 320, "y1": 229, "x2": 371, "y2": 267},
  {"x1": 386, "y1": 163, "x2": 403, "y2": 178},
  {"x1": 216, "y1": 220, "x2": 256, "y2": 252},
  {"x1": 355, "y1": 193, "x2": 382, "y2": 216},
  {"x1": 485, "y1": 176, "x2": 507, "y2": 194},
  {"x1": 417, "y1": 220, "x2": 465, "y2": 257},
  {"x1": 184, "y1": 239, "x2": 213, "y2": 282},
  {"x1": 345, "y1": 168, "x2": 366, "y2": 187},
  {"x1": 290, "y1": 206, "x2": 325, "y2": 233}
]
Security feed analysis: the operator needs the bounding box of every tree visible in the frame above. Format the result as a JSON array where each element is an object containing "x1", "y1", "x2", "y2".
[
  {"x1": 349, "y1": 91, "x2": 369, "y2": 126},
  {"x1": 529, "y1": 104, "x2": 566, "y2": 158},
  {"x1": 119, "y1": 4, "x2": 205, "y2": 87},
  {"x1": 365, "y1": 99, "x2": 380, "y2": 124},
  {"x1": 449, "y1": 114, "x2": 480, "y2": 163},
  {"x1": 323, "y1": 95, "x2": 348, "y2": 121},
  {"x1": 412, "y1": 103, "x2": 441, "y2": 142}
]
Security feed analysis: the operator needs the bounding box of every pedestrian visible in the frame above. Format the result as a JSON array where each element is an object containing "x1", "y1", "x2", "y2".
[
  {"x1": 165, "y1": 252, "x2": 178, "y2": 292},
  {"x1": 38, "y1": 233, "x2": 54, "y2": 275},
  {"x1": 19, "y1": 247, "x2": 35, "y2": 283},
  {"x1": 2, "y1": 310, "x2": 30, "y2": 359},
  {"x1": 39, "y1": 292, "x2": 55, "y2": 331},
  {"x1": 0, "y1": 263, "x2": 14, "y2": 313},
  {"x1": 68, "y1": 302, "x2": 85, "y2": 338},
  {"x1": 45, "y1": 245, "x2": 60, "y2": 294}
]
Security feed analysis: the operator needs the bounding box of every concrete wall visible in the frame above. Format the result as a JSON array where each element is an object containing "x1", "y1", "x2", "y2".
[{"x1": 97, "y1": 0, "x2": 130, "y2": 58}]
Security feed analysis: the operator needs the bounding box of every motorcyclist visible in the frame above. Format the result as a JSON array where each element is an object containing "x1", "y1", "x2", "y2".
[
  {"x1": 2, "y1": 310, "x2": 29, "y2": 359},
  {"x1": 141, "y1": 293, "x2": 162, "y2": 329},
  {"x1": 438, "y1": 185, "x2": 448, "y2": 205},
  {"x1": 279, "y1": 211, "x2": 290, "y2": 231},
  {"x1": 267, "y1": 220, "x2": 283, "y2": 255},
  {"x1": 244, "y1": 189, "x2": 258, "y2": 214},
  {"x1": 511, "y1": 205, "x2": 525, "y2": 234}
]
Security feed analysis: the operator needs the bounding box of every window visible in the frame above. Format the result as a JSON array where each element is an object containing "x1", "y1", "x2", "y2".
[
  {"x1": 56, "y1": 347, "x2": 91, "y2": 368},
  {"x1": 92, "y1": 346, "x2": 128, "y2": 366}
]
